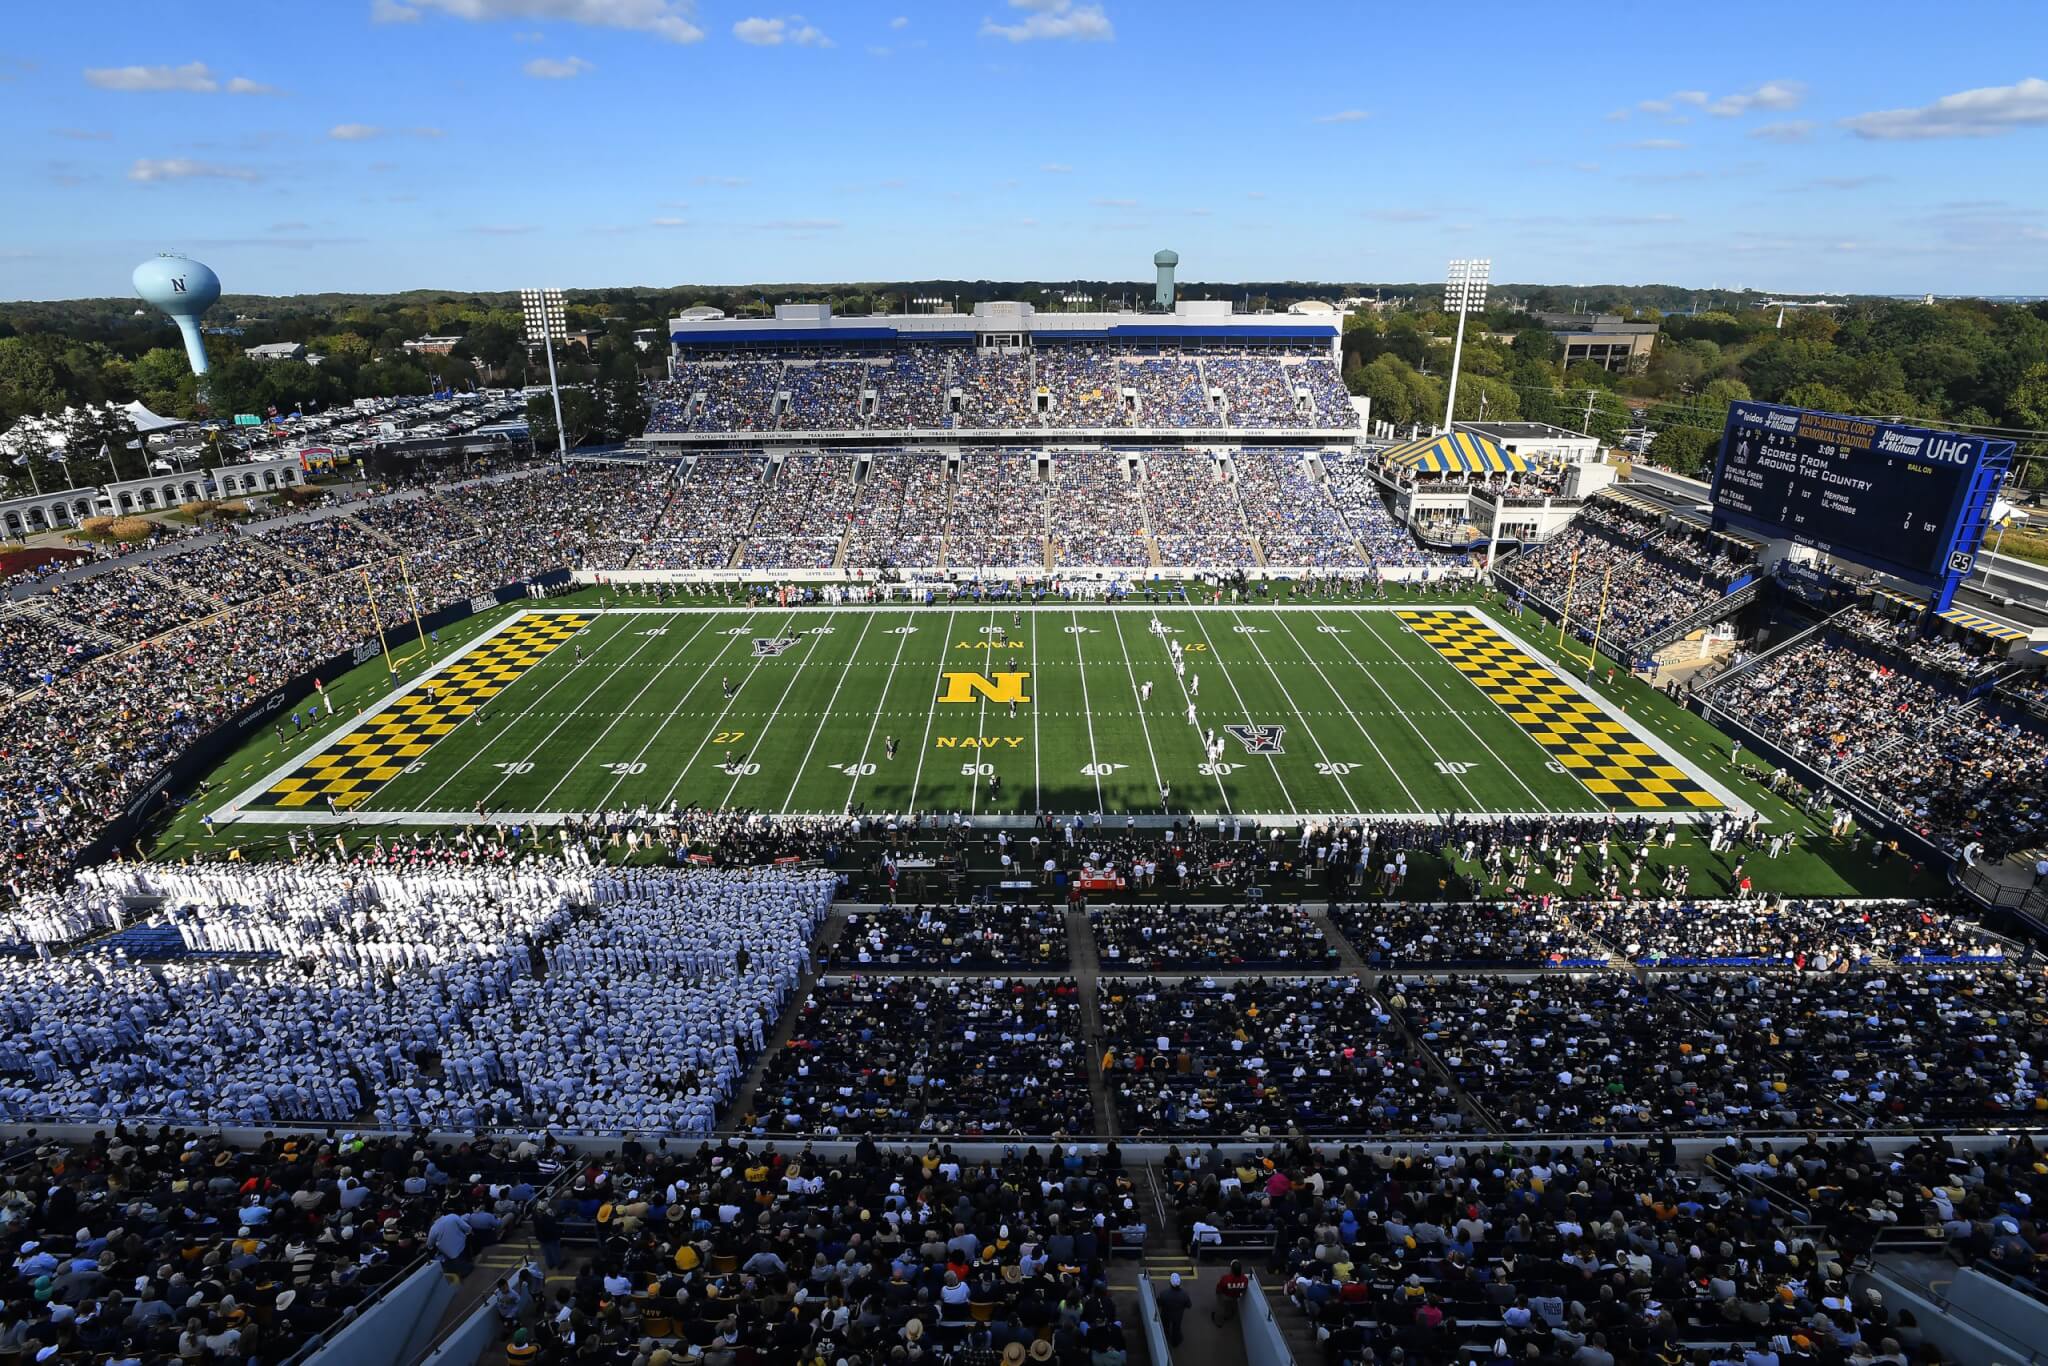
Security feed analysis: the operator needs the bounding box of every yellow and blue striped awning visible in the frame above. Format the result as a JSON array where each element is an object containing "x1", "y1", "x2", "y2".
[
  {"x1": 1600, "y1": 485, "x2": 1666, "y2": 516},
  {"x1": 1937, "y1": 606, "x2": 2028, "y2": 643},
  {"x1": 1380, "y1": 431, "x2": 1531, "y2": 476},
  {"x1": 1870, "y1": 585, "x2": 1926, "y2": 613}
]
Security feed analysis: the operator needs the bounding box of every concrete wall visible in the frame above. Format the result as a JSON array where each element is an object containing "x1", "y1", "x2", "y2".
[
  {"x1": 1240, "y1": 1276, "x2": 1296, "y2": 1366},
  {"x1": 1136, "y1": 1275, "x2": 1175, "y2": 1366},
  {"x1": 302, "y1": 1261, "x2": 457, "y2": 1366}
]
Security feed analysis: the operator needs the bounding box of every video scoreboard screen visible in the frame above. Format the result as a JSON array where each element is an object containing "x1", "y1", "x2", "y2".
[{"x1": 1709, "y1": 402, "x2": 2010, "y2": 588}]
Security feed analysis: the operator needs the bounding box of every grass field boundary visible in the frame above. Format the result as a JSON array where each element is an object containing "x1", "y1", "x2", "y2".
[{"x1": 211, "y1": 600, "x2": 1750, "y2": 829}]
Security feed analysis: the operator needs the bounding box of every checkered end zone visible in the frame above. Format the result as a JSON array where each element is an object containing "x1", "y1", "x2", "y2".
[
  {"x1": 260, "y1": 614, "x2": 590, "y2": 810},
  {"x1": 1397, "y1": 610, "x2": 1722, "y2": 811}
]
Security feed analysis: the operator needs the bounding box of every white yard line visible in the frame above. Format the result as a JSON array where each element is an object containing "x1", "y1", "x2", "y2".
[
  {"x1": 658, "y1": 613, "x2": 774, "y2": 809},
  {"x1": 1105, "y1": 609, "x2": 1173, "y2": 813},
  {"x1": 1268, "y1": 610, "x2": 1421, "y2": 809},
  {"x1": 1316, "y1": 610, "x2": 1485, "y2": 808},
  {"x1": 1140, "y1": 609, "x2": 1232, "y2": 814},
  {"x1": 1354, "y1": 608, "x2": 1557, "y2": 812},
  {"x1": 905, "y1": 608, "x2": 960, "y2": 816},
  {"x1": 1177, "y1": 609, "x2": 1299, "y2": 812},
  {"x1": 1029, "y1": 608, "x2": 1042, "y2": 812},
  {"x1": 716, "y1": 625, "x2": 824, "y2": 809},
  {"x1": 844, "y1": 611, "x2": 917, "y2": 812},
  {"x1": 967, "y1": 604, "x2": 1006, "y2": 816},
  {"x1": 782, "y1": 609, "x2": 878, "y2": 813},
  {"x1": 588, "y1": 614, "x2": 735, "y2": 810},
  {"x1": 559, "y1": 611, "x2": 724, "y2": 811},
  {"x1": 1226, "y1": 607, "x2": 1362, "y2": 811},
  {"x1": 473, "y1": 618, "x2": 686, "y2": 811},
  {"x1": 1069, "y1": 608, "x2": 1106, "y2": 815}
]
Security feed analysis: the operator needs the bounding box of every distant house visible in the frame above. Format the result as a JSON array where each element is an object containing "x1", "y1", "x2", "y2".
[
  {"x1": 244, "y1": 342, "x2": 306, "y2": 363},
  {"x1": 402, "y1": 335, "x2": 463, "y2": 356}
]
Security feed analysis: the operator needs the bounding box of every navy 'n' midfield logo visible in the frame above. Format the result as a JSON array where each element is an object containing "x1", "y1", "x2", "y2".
[
  {"x1": 752, "y1": 636, "x2": 800, "y2": 657},
  {"x1": 1225, "y1": 724, "x2": 1286, "y2": 755}
]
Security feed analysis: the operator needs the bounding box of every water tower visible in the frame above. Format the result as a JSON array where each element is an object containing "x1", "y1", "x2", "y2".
[
  {"x1": 133, "y1": 254, "x2": 222, "y2": 376},
  {"x1": 1153, "y1": 248, "x2": 1178, "y2": 310}
]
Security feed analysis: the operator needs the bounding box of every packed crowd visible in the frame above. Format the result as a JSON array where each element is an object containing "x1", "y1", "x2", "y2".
[
  {"x1": 1505, "y1": 503, "x2": 1746, "y2": 652},
  {"x1": 751, "y1": 977, "x2": 1093, "y2": 1136},
  {"x1": 1845, "y1": 605, "x2": 2003, "y2": 684},
  {"x1": 1100, "y1": 976, "x2": 1453, "y2": 1136},
  {"x1": 0, "y1": 1126, "x2": 549, "y2": 1365},
  {"x1": 514, "y1": 1138, "x2": 1144, "y2": 1366},
  {"x1": 1168, "y1": 1137, "x2": 1919, "y2": 1366},
  {"x1": 1234, "y1": 449, "x2": 1365, "y2": 568},
  {"x1": 1387, "y1": 973, "x2": 1790, "y2": 1132},
  {"x1": 621, "y1": 457, "x2": 765, "y2": 571},
  {"x1": 1089, "y1": 903, "x2": 1338, "y2": 970},
  {"x1": 948, "y1": 451, "x2": 1050, "y2": 570},
  {"x1": 1321, "y1": 458, "x2": 1470, "y2": 570},
  {"x1": 643, "y1": 344, "x2": 1358, "y2": 434},
  {"x1": 0, "y1": 862, "x2": 832, "y2": 1133},
  {"x1": 1048, "y1": 451, "x2": 1151, "y2": 570},
  {"x1": 0, "y1": 466, "x2": 636, "y2": 888},
  {"x1": 1144, "y1": 450, "x2": 1258, "y2": 566},
  {"x1": 1332, "y1": 899, "x2": 1605, "y2": 968},
  {"x1": 1675, "y1": 967, "x2": 2048, "y2": 1127},
  {"x1": 737, "y1": 452, "x2": 855, "y2": 571},
  {"x1": 846, "y1": 450, "x2": 950, "y2": 570},
  {"x1": 1569, "y1": 895, "x2": 2007, "y2": 967},
  {"x1": 1717, "y1": 626, "x2": 2048, "y2": 855},
  {"x1": 831, "y1": 904, "x2": 1071, "y2": 970}
]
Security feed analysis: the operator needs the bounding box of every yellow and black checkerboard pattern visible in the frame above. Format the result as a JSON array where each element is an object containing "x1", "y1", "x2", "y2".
[
  {"x1": 260, "y1": 614, "x2": 590, "y2": 810},
  {"x1": 1396, "y1": 610, "x2": 1722, "y2": 811}
]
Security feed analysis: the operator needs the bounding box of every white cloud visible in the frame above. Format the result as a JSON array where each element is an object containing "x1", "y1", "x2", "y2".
[
  {"x1": 1672, "y1": 90, "x2": 1709, "y2": 107},
  {"x1": 84, "y1": 61, "x2": 278, "y2": 93},
  {"x1": 128, "y1": 157, "x2": 262, "y2": 182},
  {"x1": 651, "y1": 216, "x2": 689, "y2": 227},
  {"x1": 734, "y1": 16, "x2": 833, "y2": 46},
  {"x1": 1630, "y1": 138, "x2": 1686, "y2": 150},
  {"x1": 891, "y1": 14, "x2": 909, "y2": 27},
  {"x1": 330, "y1": 123, "x2": 443, "y2": 139},
  {"x1": 1750, "y1": 120, "x2": 1813, "y2": 144},
  {"x1": 1602, "y1": 109, "x2": 1629, "y2": 122},
  {"x1": 981, "y1": 0, "x2": 1112, "y2": 43},
  {"x1": 1637, "y1": 98, "x2": 1671, "y2": 115},
  {"x1": 374, "y1": 0, "x2": 704, "y2": 44},
  {"x1": 694, "y1": 174, "x2": 747, "y2": 187},
  {"x1": 1710, "y1": 80, "x2": 1806, "y2": 116},
  {"x1": 1092, "y1": 196, "x2": 1137, "y2": 208},
  {"x1": 1844, "y1": 77, "x2": 2048, "y2": 140},
  {"x1": 522, "y1": 55, "x2": 593, "y2": 77},
  {"x1": 1039, "y1": 162, "x2": 1072, "y2": 173},
  {"x1": 867, "y1": 44, "x2": 891, "y2": 56},
  {"x1": 1313, "y1": 109, "x2": 1369, "y2": 125}
]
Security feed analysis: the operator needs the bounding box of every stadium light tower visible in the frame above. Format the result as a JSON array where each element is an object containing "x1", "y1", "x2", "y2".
[
  {"x1": 1440, "y1": 258, "x2": 1490, "y2": 433},
  {"x1": 520, "y1": 288, "x2": 570, "y2": 465}
]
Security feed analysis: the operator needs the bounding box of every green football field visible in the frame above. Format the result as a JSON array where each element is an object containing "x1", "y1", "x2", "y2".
[
  {"x1": 213, "y1": 601, "x2": 1741, "y2": 827},
  {"x1": 216, "y1": 602, "x2": 1736, "y2": 827}
]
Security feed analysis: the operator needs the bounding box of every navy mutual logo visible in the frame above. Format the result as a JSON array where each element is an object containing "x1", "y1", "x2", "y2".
[
  {"x1": 1225, "y1": 723, "x2": 1286, "y2": 755},
  {"x1": 752, "y1": 636, "x2": 800, "y2": 657}
]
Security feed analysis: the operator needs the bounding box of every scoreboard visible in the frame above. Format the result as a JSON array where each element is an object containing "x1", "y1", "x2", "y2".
[{"x1": 1708, "y1": 403, "x2": 2012, "y2": 597}]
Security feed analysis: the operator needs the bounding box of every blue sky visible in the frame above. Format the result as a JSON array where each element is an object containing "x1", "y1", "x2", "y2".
[{"x1": 3, "y1": 0, "x2": 2046, "y2": 300}]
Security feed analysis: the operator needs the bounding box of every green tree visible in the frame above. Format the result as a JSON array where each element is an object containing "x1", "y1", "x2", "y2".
[
  {"x1": 1645, "y1": 424, "x2": 1718, "y2": 477},
  {"x1": 1779, "y1": 382, "x2": 1856, "y2": 413},
  {"x1": 0, "y1": 338, "x2": 64, "y2": 428},
  {"x1": 2005, "y1": 363, "x2": 2048, "y2": 429}
]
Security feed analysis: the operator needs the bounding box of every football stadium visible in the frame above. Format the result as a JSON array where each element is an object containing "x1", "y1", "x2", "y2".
[{"x1": 2, "y1": 270, "x2": 2046, "y2": 1366}]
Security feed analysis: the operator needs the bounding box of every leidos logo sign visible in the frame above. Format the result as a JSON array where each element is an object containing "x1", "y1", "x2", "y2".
[{"x1": 937, "y1": 671, "x2": 1032, "y2": 704}]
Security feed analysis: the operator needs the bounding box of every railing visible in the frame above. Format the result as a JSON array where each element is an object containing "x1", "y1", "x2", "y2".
[{"x1": 1632, "y1": 577, "x2": 1763, "y2": 656}]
